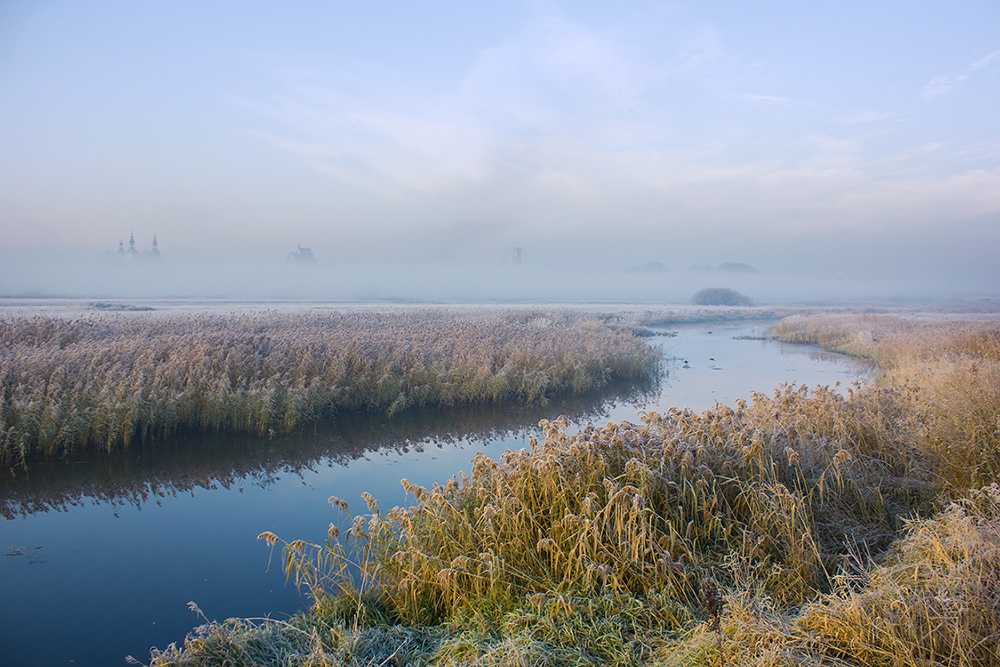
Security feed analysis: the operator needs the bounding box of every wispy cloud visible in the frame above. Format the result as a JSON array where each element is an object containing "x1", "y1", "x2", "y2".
[
  {"x1": 924, "y1": 48, "x2": 1000, "y2": 100},
  {"x1": 240, "y1": 74, "x2": 498, "y2": 195},
  {"x1": 740, "y1": 93, "x2": 799, "y2": 106},
  {"x1": 245, "y1": 11, "x2": 677, "y2": 197},
  {"x1": 970, "y1": 49, "x2": 1000, "y2": 71},
  {"x1": 833, "y1": 110, "x2": 892, "y2": 124},
  {"x1": 231, "y1": 10, "x2": 1000, "y2": 266},
  {"x1": 245, "y1": 10, "x2": 778, "y2": 200}
]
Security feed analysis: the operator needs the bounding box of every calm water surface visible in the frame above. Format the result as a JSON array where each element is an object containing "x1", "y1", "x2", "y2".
[{"x1": 0, "y1": 322, "x2": 865, "y2": 667}]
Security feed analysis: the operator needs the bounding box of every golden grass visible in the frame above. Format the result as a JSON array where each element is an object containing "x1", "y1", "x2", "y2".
[
  {"x1": 773, "y1": 314, "x2": 1000, "y2": 492},
  {"x1": 799, "y1": 484, "x2": 1000, "y2": 667},
  {"x1": 148, "y1": 312, "x2": 1000, "y2": 667},
  {"x1": 0, "y1": 310, "x2": 659, "y2": 464}
]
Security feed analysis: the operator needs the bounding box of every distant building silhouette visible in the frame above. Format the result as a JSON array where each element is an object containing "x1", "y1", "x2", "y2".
[
  {"x1": 287, "y1": 245, "x2": 315, "y2": 263},
  {"x1": 105, "y1": 233, "x2": 160, "y2": 263},
  {"x1": 512, "y1": 247, "x2": 522, "y2": 266}
]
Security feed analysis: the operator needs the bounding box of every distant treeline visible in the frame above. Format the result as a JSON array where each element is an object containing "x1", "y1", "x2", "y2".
[{"x1": 0, "y1": 310, "x2": 660, "y2": 464}]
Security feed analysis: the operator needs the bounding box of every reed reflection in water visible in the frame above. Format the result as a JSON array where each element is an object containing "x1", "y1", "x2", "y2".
[
  {"x1": 1, "y1": 375, "x2": 658, "y2": 519},
  {"x1": 0, "y1": 378, "x2": 660, "y2": 667}
]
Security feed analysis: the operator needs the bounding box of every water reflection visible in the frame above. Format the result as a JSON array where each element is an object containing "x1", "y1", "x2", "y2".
[{"x1": 1, "y1": 377, "x2": 659, "y2": 520}]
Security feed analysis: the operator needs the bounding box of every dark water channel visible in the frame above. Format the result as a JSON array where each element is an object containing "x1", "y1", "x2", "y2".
[{"x1": 0, "y1": 322, "x2": 866, "y2": 667}]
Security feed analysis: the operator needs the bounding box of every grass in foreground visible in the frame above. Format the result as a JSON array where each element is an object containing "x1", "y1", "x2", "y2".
[
  {"x1": 152, "y1": 314, "x2": 1000, "y2": 667},
  {"x1": 0, "y1": 309, "x2": 659, "y2": 464}
]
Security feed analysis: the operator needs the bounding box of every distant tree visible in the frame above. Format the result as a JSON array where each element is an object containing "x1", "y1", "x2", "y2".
[
  {"x1": 690, "y1": 287, "x2": 753, "y2": 306},
  {"x1": 716, "y1": 262, "x2": 759, "y2": 274}
]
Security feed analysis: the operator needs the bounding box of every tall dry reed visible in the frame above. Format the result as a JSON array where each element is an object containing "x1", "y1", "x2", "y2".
[
  {"x1": 774, "y1": 314, "x2": 1000, "y2": 492},
  {"x1": 0, "y1": 310, "x2": 660, "y2": 464}
]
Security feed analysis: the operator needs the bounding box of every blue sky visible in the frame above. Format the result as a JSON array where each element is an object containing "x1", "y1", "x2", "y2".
[{"x1": 1, "y1": 1, "x2": 998, "y2": 294}]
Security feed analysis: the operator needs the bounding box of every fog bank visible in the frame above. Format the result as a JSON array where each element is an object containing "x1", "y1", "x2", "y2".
[{"x1": 1, "y1": 251, "x2": 994, "y2": 307}]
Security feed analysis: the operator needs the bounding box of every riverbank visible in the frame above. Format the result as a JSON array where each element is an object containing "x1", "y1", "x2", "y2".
[{"x1": 150, "y1": 312, "x2": 1000, "y2": 667}]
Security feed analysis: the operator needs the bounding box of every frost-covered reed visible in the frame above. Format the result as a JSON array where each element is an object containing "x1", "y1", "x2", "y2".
[{"x1": 0, "y1": 310, "x2": 659, "y2": 463}]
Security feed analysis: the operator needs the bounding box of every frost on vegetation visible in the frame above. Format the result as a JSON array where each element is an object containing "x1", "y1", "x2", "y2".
[
  {"x1": 146, "y1": 313, "x2": 1000, "y2": 667},
  {"x1": 0, "y1": 310, "x2": 660, "y2": 463}
]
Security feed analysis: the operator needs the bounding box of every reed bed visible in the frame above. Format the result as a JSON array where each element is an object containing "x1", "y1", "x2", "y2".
[
  {"x1": 0, "y1": 310, "x2": 659, "y2": 464},
  {"x1": 1, "y1": 377, "x2": 654, "y2": 519},
  {"x1": 150, "y1": 313, "x2": 1000, "y2": 667},
  {"x1": 773, "y1": 314, "x2": 1000, "y2": 492}
]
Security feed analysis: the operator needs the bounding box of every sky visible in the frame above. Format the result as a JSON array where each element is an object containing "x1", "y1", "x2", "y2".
[{"x1": 0, "y1": 1, "x2": 998, "y2": 301}]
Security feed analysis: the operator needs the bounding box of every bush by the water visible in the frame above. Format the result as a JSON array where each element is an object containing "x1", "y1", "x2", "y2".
[
  {"x1": 151, "y1": 313, "x2": 1000, "y2": 667},
  {"x1": 689, "y1": 287, "x2": 753, "y2": 306}
]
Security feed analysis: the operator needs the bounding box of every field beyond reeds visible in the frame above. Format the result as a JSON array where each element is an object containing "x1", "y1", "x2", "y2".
[
  {"x1": 0, "y1": 309, "x2": 659, "y2": 465},
  {"x1": 150, "y1": 312, "x2": 1000, "y2": 667}
]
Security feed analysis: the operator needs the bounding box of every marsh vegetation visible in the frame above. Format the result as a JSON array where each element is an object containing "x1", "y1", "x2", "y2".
[
  {"x1": 151, "y1": 313, "x2": 1000, "y2": 667},
  {"x1": 0, "y1": 377, "x2": 658, "y2": 520},
  {"x1": 0, "y1": 310, "x2": 659, "y2": 465}
]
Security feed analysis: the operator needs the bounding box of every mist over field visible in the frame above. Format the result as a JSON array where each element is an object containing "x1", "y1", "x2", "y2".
[{"x1": 0, "y1": 247, "x2": 994, "y2": 305}]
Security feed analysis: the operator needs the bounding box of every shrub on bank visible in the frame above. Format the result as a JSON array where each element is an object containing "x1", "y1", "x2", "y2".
[{"x1": 689, "y1": 288, "x2": 753, "y2": 307}]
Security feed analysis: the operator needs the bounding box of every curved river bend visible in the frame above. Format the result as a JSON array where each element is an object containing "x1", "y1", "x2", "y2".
[{"x1": 0, "y1": 322, "x2": 865, "y2": 667}]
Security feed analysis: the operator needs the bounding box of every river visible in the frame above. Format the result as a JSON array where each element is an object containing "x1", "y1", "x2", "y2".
[{"x1": 0, "y1": 320, "x2": 865, "y2": 667}]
